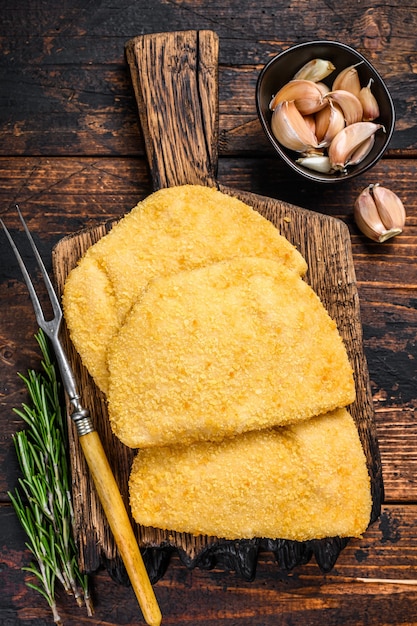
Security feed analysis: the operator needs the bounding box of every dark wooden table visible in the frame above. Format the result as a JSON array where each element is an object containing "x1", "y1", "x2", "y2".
[{"x1": 1, "y1": 2, "x2": 417, "y2": 625}]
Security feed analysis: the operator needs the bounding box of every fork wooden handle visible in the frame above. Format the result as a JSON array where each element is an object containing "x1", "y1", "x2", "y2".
[{"x1": 79, "y1": 430, "x2": 162, "y2": 626}]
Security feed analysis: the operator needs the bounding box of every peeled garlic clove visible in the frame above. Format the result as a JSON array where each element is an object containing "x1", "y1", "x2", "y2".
[
  {"x1": 315, "y1": 102, "x2": 345, "y2": 146},
  {"x1": 293, "y1": 58, "x2": 336, "y2": 82},
  {"x1": 296, "y1": 155, "x2": 332, "y2": 173},
  {"x1": 371, "y1": 184, "x2": 406, "y2": 230},
  {"x1": 271, "y1": 100, "x2": 319, "y2": 152},
  {"x1": 271, "y1": 101, "x2": 320, "y2": 152},
  {"x1": 328, "y1": 122, "x2": 384, "y2": 171},
  {"x1": 354, "y1": 184, "x2": 405, "y2": 242},
  {"x1": 269, "y1": 79, "x2": 326, "y2": 115},
  {"x1": 359, "y1": 78, "x2": 380, "y2": 121},
  {"x1": 325, "y1": 89, "x2": 363, "y2": 125},
  {"x1": 332, "y1": 63, "x2": 362, "y2": 96}
]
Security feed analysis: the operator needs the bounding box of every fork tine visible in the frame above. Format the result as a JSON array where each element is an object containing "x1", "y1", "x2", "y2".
[
  {"x1": 16, "y1": 207, "x2": 62, "y2": 321},
  {"x1": 1, "y1": 207, "x2": 62, "y2": 338}
]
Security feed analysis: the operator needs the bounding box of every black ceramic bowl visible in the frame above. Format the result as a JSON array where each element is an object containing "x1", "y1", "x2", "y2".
[{"x1": 256, "y1": 40, "x2": 395, "y2": 183}]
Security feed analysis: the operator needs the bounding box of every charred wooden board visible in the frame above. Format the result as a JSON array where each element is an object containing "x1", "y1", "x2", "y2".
[{"x1": 52, "y1": 30, "x2": 383, "y2": 584}]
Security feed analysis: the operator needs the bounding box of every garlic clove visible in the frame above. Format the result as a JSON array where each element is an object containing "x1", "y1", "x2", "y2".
[
  {"x1": 303, "y1": 113, "x2": 316, "y2": 134},
  {"x1": 371, "y1": 184, "x2": 406, "y2": 230},
  {"x1": 354, "y1": 184, "x2": 405, "y2": 242},
  {"x1": 332, "y1": 63, "x2": 362, "y2": 96},
  {"x1": 328, "y1": 122, "x2": 384, "y2": 171},
  {"x1": 269, "y1": 79, "x2": 326, "y2": 115},
  {"x1": 324, "y1": 89, "x2": 363, "y2": 125},
  {"x1": 293, "y1": 58, "x2": 336, "y2": 82},
  {"x1": 271, "y1": 100, "x2": 320, "y2": 152},
  {"x1": 315, "y1": 101, "x2": 345, "y2": 146},
  {"x1": 354, "y1": 185, "x2": 393, "y2": 242},
  {"x1": 346, "y1": 134, "x2": 375, "y2": 167},
  {"x1": 316, "y1": 81, "x2": 331, "y2": 96},
  {"x1": 359, "y1": 78, "x2": 380, "y2": 121},
  {"x1": 296, "y1": 155, "x2": 332, "y2": 173}
]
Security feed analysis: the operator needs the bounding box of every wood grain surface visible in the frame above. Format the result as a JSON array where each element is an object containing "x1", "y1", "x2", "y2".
[
  {"x1": 1, "y1": 2, "x2": 417, "y2": 625},
  {"x1": 50, "y1": 30, "x2": 382, "y2": 581}
]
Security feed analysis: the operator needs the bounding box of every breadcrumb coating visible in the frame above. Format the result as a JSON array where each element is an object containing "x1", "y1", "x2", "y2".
[
  {"x1": 129, "y1": 408, "x2": 371, "y2": 541},
  {"x1": 63, "y1": 185, "x2": 307, "y2": 393},
  {"x1": 107, "y1": 257, "x2": 355, "y2": 449},
  {"x1": 62, "y1": 257, "x2": 118, "y2": 390},
  {"x1": 63, "y1": 185, "x2": 371, "y2": 543}
]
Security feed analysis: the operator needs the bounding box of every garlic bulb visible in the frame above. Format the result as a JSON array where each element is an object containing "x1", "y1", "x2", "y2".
[{"x1": 354, "y1": 184, "x2": 406, "y2": 242}]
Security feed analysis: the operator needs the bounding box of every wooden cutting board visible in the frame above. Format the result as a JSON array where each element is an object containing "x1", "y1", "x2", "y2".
[{"x1": 52, "y1": 30, "x2": 383, "y2": 584}]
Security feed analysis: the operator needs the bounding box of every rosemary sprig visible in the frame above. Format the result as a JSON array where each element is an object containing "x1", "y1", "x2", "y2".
[{"x1": 8, "y1": 329, "x2": 94, "y2": 624}]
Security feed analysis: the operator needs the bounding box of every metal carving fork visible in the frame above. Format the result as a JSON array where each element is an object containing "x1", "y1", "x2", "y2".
[{"x1": 1, "y1": 207, "x2": 162, "y2": 626}]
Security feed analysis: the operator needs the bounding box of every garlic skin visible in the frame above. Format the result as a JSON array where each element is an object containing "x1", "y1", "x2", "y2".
[
  {"x1": 303, "y1": 114, "x2": 316, "y2": 134},
  {"x1": 332, "y1": 64, "x2": 362, "y2": 96},
  {"x1": 347, "y1": 134, "x2": 375, "y2": 167},
  {"x1": 269, "y1": 79, "x2": 326, "y2": 115},
  {"x1": 271, "y1": 100, "x2": 319, "y2": 152},
  {"x1": 372, "y1": 184, "x2": 406, "y2": 230},
  {"x1": 359, "y1": 78, "x2": 380, "y2": 121},
  {"x1": 293, "y1": 58, "x2": 336, "y2": 82},
  {"x1": 316, "y1": 81, "x2": 331, "y2": 96},
  {"x1": 328, "y1": 122, "x2": 384, "y2": 171},
  {"x1": 354, "y1": 184, "x2": 406, "y2": 242},
  {"x1": 315, "y1": 102, "x2": 345, "y2": 146},
  {"x1": 324, "y1": 89, "x2": 363, "y2": 125}
]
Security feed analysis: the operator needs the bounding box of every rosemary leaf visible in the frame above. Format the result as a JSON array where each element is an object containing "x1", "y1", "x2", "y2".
[{"x1": 8, "y1": 329, "x2": 93, "y2": 623}]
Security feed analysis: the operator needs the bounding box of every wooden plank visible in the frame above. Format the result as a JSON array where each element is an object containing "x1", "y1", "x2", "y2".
[
  {"x1": 2, "y1": 503, "x2": 417, "y2": 626},
  {"x1": 1, "y1": 0, "x2": 416, "y2": 73},
  {"x1": 1, "y1": 155, "x2": 415, "y2": 226},
  {"x1": 0, "y1": 63, "x2": 413, "y2": 157},
  {"x1": 3, "y1": 0, "x2": 415, "y2": 71},
  {"x1": 1, "y1": 2, "x2": 417, "y2": 157}
]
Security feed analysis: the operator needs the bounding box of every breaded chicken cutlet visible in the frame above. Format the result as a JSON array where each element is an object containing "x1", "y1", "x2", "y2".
[
  {"x1": 62, "y1": 183, "x2": 372, "y2": 543},
  {"x1": 107, "y1": 257, "x2": 355, "y2": 449},
  {"x1": 63, "y1": 185, "x2": 307, "y2": 393},
  {"x1": 129, "y1": 407, "x2": 371, "y2": 541}
]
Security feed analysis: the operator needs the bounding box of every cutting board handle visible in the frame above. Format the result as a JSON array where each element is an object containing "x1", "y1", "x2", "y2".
[{"x1": 126, "y1": 30, "x2": 219, "y2": 190}]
